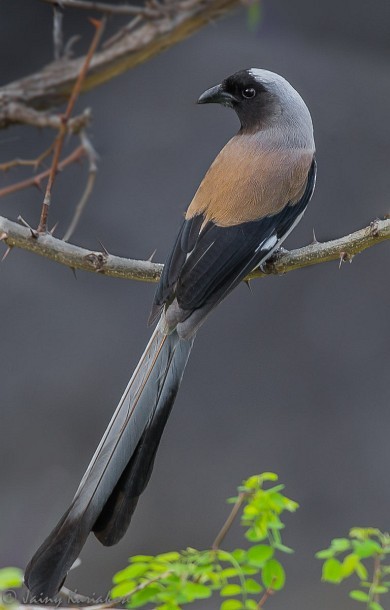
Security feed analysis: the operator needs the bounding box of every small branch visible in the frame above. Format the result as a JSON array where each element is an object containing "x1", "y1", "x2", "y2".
[
  {"x1": 37, "y1": 18, "x2": 105, "y2": 233},
  {"x1": 212, "y1": 492, "x2": 246, "y2": 550},
  {"x1": 257, "y1": 582, "x2": 275, "y2": 608},
  {"x1": 0, "y1": 145, "x2": 86, "y2": 198},
  {"x1": 247, "y1": 218, "x2": 390, "y2": 280},
  {"x1": 41, "y1": 0, "x2": 159, "y2": 17},
  {"x1": 0, "y1": 142, "x2": 55, "y2": 172},
  {"x1": 0, "y1": 102, "x2": 91, "y2": 132},
  {"x1": 0, "y1": 0, "x2": 239, "y2": 118},
  {"x1": 0, "y1": 217, "x2": 388, "y2": 283},
  {"x1": 103, "y1": 16, "x2": 143, "y2": 48},
  {"x1": 0, "y1": 214, "x2": 162, "y2": 282},
  {"x1": 62, "y1": 132, "x2": 98, "y2": 241}
]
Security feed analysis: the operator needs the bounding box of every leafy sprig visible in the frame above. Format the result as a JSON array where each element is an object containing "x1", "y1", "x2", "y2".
[
  {"x1": 111, "y1": 473, "x2": 298, "y2": 610},
  {"x1": 316, "y1": 527, "x2": 390, "y2": 610}
]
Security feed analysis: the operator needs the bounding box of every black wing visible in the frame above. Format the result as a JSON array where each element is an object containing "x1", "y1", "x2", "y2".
[{"x1": 151, "y1": 157, "x2": 316, "y2": 329}]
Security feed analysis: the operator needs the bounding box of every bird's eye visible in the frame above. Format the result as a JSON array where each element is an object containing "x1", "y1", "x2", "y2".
[{"x1": 242, "y1": 87, "x2": 256, "y2": 99}]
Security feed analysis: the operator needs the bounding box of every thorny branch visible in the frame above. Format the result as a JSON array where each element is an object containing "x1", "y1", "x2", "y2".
[
  {"x1": 0, "y1": 145, "x2": 86, "y2": 198},
  {"x1": 37, "y1": 18, "x2": 105, "y2": 233},
  {"x1": 0, "y1": 215, "x2": 388, "y2": 282},
  {"x1": 0, "y1": 0, "x2": 240, "y2": 119}
]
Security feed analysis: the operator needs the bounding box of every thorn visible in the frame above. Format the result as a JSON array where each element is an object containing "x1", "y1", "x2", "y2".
[
  {"x1": 98, "y1": 239, "x2": 109, "y2": 256},
  {"x1": 0, "y1": 232, "x2": 7, "y2": 242},
  {"x1": 244, "y1": 280, "x2": 253, "y2": 293},
  {"x1": 1, "y1": 245, "x2": 12, "y2": 262},
  {"x1": 49, "y1": 222, "x2": 59, "y2": 236},
  {"x1": 338, "y1": 251, "x2": 354, "y2": 268},
  {"x1": 311, "y1": 228, "x2": 319, "y2": 244},
  {"x1": 63, "y1": 34, "x2": 81, "y2": 59},
  {"x1": 33, "y1": 178, "x2": 43, "y2": 191},
  {"x1": 70, "y1": 267, "x2": 77, "y2": 280},
  {"x1": 18, "y1": 215, "x2": 39, "y2": 238},
  {"x1": 148, "y1": 249, "x2": 157, "y2": 262}
]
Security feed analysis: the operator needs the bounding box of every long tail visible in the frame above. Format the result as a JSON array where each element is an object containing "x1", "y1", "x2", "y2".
[{"x1": 25, "y1": 324, "x2": 195, "y2": 598}]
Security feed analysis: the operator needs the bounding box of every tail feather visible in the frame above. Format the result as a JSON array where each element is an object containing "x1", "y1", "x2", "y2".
[
  {"x1": 25, "y1": 324, "x2": 194, "y2": 598},
  {"x1": 93, "y1": 334, "x2": 194, "y2": 546}
]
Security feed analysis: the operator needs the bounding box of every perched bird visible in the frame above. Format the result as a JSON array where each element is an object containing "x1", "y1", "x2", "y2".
[{"x1": 25, "y1": 68, "x2": 316, "y2": 597}]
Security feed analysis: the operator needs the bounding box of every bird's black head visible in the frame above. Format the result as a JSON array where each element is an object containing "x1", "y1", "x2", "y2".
[{"x1": 197, "y1": 69, "x2": 280, "y2": 132}]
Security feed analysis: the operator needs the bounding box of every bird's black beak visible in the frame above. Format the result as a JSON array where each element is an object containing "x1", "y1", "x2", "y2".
[{"x1": 197, "y1": 84, "x2": 236, "y2": 107}]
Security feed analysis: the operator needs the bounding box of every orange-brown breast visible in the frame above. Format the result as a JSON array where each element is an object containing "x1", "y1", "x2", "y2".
[{"x1": 185, "y1": 135, "x2": 314, "y2": 227}]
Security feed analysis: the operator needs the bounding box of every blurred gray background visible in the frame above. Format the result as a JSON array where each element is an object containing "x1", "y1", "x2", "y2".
[{"x1": 1, "y1": 1, "x2": 389, "y2": 608}]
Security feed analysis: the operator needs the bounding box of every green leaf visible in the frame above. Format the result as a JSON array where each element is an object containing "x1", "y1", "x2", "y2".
[
  {"x1": 259, "y1": 472, "x2": 279, "y2": 482},
  {"x1": 128, "y1": 585, "x2": 161, "y2": 608},
  {"x1": 349, "y1": 590, "x2": 370, "y2": 602},
  {"x1": 341, "y1": 553, "x2": 359, "y2": 577},
  {"x1": 181, "y1": 582, "x2": 212, "y2": 601},
  {"x1": 244, "y1": 578, "x2": 262, "y2": 594},
  {"x1": 220, "y1": 600, "x2": 243, "y2": 610},
  {"x1": 111, "y1": 580, "x2": 136, "y2": 599},
  {"x1": 355, "y1": 561, "x2": 368, "y2": 580},
  {"x1": 273, "y1": 543, "x2": 294, "y2": 554},
  {"x1": 113, "y1": 563, "x2": 149, "y2": 583},
  {"x1": 322, "y1": 558, "x2": 343, "y2": 583},
  {"x1": 331, "y1": 538, "x2": 351, "y2": 552},
  {"x1": 219, "y1": 568, "x2": 240, "y2": 579},
  {"x1": 245, "y1": 528, "x2": 266, "y2": 543},
  {"x1": 353, "y1": 540, "x2": 382, "y2": 559},
  {"x1": 220, "y1": 584, "x2": 242, "y2": 597},
  {"x1": 156, "y1": 602, "x2": 181, "y2": 610},
  {"x1": 315, "y1": 549, "x2": 334, "y2": 560},
  {"x1": 369, "y1": 602, "x2": 384, "y2": 610},
  {"x1": 241, "y1": 566, "x2": 258, "y2": 576},
  {"x1": 247, "y1": 545, "x2": 274, "y2": 567},
  {"x1": 155, "y1": 552, "x2": 181, "y2": 562},
  {"x1": 350, "y1": 528, "x2": 380, "y2": 541},
  {"x1": 245, "y1": 600, "x2": 258, "y2": 610},
  {"x1": 231, "y1": 549, "x2": 247, "y2": 563},
  {"x1": 261, "y1": 559, "x2": 285, "y2": 591},
  {"x1": 371, "y1": 585, "x2": 388, "y2": 594},
  {"x1": 130, "y1": 555, "x2": 154, "y2": 563},
  {"x1": 0, "y1": 567, "x2": 23, "y2": 590},
  {"x1": 247, "y1": 2, "x2": 262, "y2": 34}
]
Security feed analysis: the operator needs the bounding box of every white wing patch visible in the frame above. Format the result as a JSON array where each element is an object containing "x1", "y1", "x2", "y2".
[{"x1": 255, "y1": 233, "x2": 277, "y2": 253}]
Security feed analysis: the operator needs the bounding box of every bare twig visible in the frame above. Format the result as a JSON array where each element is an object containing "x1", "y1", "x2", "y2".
[
  {"x1": 37, "y1": 18, "x2": 105, "y2": 233},
  {"x1": 0, "y1": 102, "x2": 91, "y2": 132},
  {"x1": 103, "y1": 15, "x2": 143, "y2": 48},
  {"x1": 41, "y1": 0, "x2": 159, "y2": 17},
  {"x1": 0, "y1": 0, "x2": 239, "y2": 118},
  {"x1": 257, "y1": 581, "x2": 275, "y2": 608},
  {"x1": 53, "y1": 5, "x2": 64, "y2": 60},
  {"x1": 1, "y1": 216, "x2": 388, "y2": 282},
  {"x1": 212, "y1": 492, "x2": 246, "y2": 550},
  {"x1": 0, "y1": 142, "x2": 55, "y2": 172},
  {"x1": 62, "y1": 132, "x2": 98, "y2": 241},
  {"x1": 0, "y1": 145, "x2": 86, "y2": 198}
]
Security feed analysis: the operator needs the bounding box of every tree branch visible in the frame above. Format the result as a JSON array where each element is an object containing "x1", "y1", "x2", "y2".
[
  {"x1": 0, "y1": 0, "x2": 239, "y2": 123},
  {"x1": 0, "y1": 215, "x2": 388, "y2": 282},
  {"x1": 0, "y1": 145, "x2": 86, "y2": 198},
  {"x1": 41, "y1": 0, "x2": 159, "y2": 18},
  {"x1": 37, "y1": 17, "x2": 105, "y2": 233}
]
